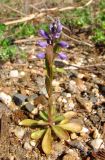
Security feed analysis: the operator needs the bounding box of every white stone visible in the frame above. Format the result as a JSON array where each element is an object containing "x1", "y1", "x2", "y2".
[
  {"x1": 62, "y1": 98, "x2": 67, "y2": 103},
  {"x1": 0, "y1": 92, "x2": 12, "y2": 105},
  {"x1": 10, "y1": 70, "x2": 19, "y2": 78},
  {"x1": 14, "y1": 127, "x2": 25, "y2": 139},
  {"x1": 30, "y1": 140, "x2": 36, "y2": 147},
  {"x1": 81, "y1": 127, "x2": 89, "y2": 133},
  {"x1": 91, "y1": 138, "x2": 104, "y2": 151},
  {"x1": 93, "y1": 129, "x2": 101, "y2": 139},
  {"x1": 52, "y1": 80, "x2": 59, "y2": 87},
  {"x1": 66, "y1": 93, "x2": 71, "y2": 98},
  {"x1": 20, "y1": 71, "x2": 25, "y2": 77},
  {"x1": 24, "y1": 141, "x2": 32, "y2": 151}
]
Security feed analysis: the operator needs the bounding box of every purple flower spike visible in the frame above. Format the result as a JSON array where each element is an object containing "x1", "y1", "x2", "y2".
[
  {"x1": 36, "y1": 52, "x2": 45, "y2": 59},
  {"x1": 59, "y1": 41, "x2": 69, "y2": 48},
  {"x1": 58, "y1": 52, "x2": 67, "y2": 60},
  {"x1": 37, "y1": 40, "x2": 48, "y2": 48},
  {"x1": 57, "y1": 21, "x2": 62, "y2": 33},
  {"x1": 39, "y1": 30, "x2": 49, "y2": 39}
]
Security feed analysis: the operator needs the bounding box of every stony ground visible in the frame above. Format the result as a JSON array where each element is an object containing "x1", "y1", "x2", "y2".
[{"x1": 0, "y1": 32, "x2": 105, "y2": 160}]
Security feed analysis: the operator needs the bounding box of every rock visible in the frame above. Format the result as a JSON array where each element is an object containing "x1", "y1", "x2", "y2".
[
  {"x1": 71, "y1": 133, "x2": 78, "y2": 140},
  {"x1": 20, "y1": 71, "x2": 26, "y2": 77},
  {"x1": 0, "y1": 92, "x2": 12, "y2": 106},
  {"x1": 63, "y1": 150, "x2": 79, "y2": 160},
  {"x1": 93, "y1": 129, "x2": 101, "y2": 139},
  {"x1": 13, "y1": 94, "x2": 28, "y2": 106},
  {"x1": 62, "y1": 98, "x2": 67, "y2": 103},
  {"x1": 10, "y1": 70, "x2": 19, "y2": 78},
  {"x1": 76, "y1": 95, "x2": 93, "y2": 113},
  {"x1": 91, "y1": 138, "x2": 104, "y2": 151},
  {"x1": 66, "y1": 93, "x2": 71, "y2": 98},
  {"x1": 24, "y1": 141, "x2": 32, "y2": 151},
  {"x1": 14, "y1": 126, "x2": 25, "y2": 139},
  {"x1": 80, "y1": 127, "x2": 89, "y2": 133},
  {"x1": 24, "y1": 102, "x2": 36, "y2": 114},
  {"x1": 30, "y1": 140, "x2": 36, "y2": 147},
  {"x1": 69, "y1": 80, "x2": 77, "y2": 93}
]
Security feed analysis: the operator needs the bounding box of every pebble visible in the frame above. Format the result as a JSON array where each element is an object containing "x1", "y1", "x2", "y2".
[
  {"x1": 14, "y1": 126, "x2": 25, "y2": 139},
  {"x1": 24, "y1": 141, "x2": 33, "y2": 151},
  {"x1": 30, "y1": 140, "x2": 36, "y2": 147},
  {"x1": 71, "y1": 133, "x2": 78, "y2": 140},
  {"x1": 52, "y1": 79, "x2": 60, "y2": 87},
  {"x1": 80, "y1": 127, "x2": 89, "y2": 133},
  {"x1": 91, "y1": 138, "x2": 104, "y2": 151},
  {"x1": 20, "y1": 71, "x2": 26, "y2": 77},
  {"x1": 68, "y1": 99, "x2": 75, "y2": 110},
  {"x1": 69, "y1": 80, "x2": 77, "y2": 93},
  {"x1": 63, "y1": 149, "x2": 79, "y2": 160},
  {"x1": 0, "y1": 92, "x2": 12, "y2": 106},
  {"x1": 66, "y1": 93, "x2": 71, "y2": 98},
  {"x1": 93, "y1": 129, "x2": 101, "y2": 139},
  {"x1": 62, "y1": 98, "x2": 67, "y2": 103},
  {"x1": 10, "y1": 70, "x2": 19, "y2": 78}
]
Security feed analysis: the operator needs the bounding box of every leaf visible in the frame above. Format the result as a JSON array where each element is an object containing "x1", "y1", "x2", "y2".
[
  {"x1": 59, "y1": 122, "x2": 82, "y2": 133},
  {"x1": 42, "y1": 128, "x2": 52, "y2": 154},
  {"x1": 53, "y1": 115, "x2": 64, "y2": 123},
  {"x1": 59, "y1": 119, "x2": 69, "y2": 125},
  {"x1": 31, "y1": 129, "x2": 45, "y2": 140},
  {"x1": 37, "y1": 120, "x2": 48, "y2": 125},
  {"x1": 63, "y1": 111, "x2": 77, "y2": 120},
  {"x1": 19, "y1": 119, "x2": 38, "y2": 127},
  {"x1": 52, "y1": 125, "x2": 69, "y2": 140},
  {"x1": 19, "y1": 119, "x2": 48, "y2": 126},
  {"x1": 39, "y1": 111, "x2": 48, "y2": 121}
]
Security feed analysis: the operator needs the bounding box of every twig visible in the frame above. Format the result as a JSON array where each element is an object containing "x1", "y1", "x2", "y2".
[
  {"x1": 4, "y1": 13, "x2": 45, "y2": 25},
  {"x1": 0, "y1": 2, "x2": 26, "y2": 16},
  {"x1": 64, "y1": 63, "x2": 105, "y2": 71}
]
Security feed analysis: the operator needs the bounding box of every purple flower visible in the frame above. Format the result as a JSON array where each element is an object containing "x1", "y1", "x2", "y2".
[
  {"x1": 36, "y1": 52, "x2": 45, "y2": 59},
  {"x1": 58, "y1": 52, "x2": 67, "y2": 60},
  {"x1": 53, "y1": 33, "x2": 61, "y2": 39},
  {"x1": 50, "y1": 19, "x2": 62, "y2": 34},
  {"x1": 37, "y1": 40, "x2": 48, "y2": 48},
  {"x1": 59, "y1": 41, "x2": 69, "y2": 48},
  {"x1": 39, "y1": 30, "x2": 49, "y2": 39},
  {"x1": 57, "y1": 20, "x2": 62, "y2": 33}
]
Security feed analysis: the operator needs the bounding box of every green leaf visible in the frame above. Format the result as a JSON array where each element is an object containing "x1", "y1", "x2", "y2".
[
  {"x1": 31, "y1": 129, "x2": 45, "y2": 140},
  {"x1": 59, "y1": 119, "x2": 69, "y2": 125},
  {"x1": 52, "y1": 125, "x2": 69, "y2": 140},
  {"x1": 53, "y1": 115, "x2": 64, "y2": 123},
  {"x1": 42, "y1": 128, "x2": 52, "y2": 154},
  {"x1": 37, "y1": 120, "x2": 48, "y2": 125},
  {"x1": 39, "y1": 111, "x2": 48, "y2": 121},
  {"x1": 59, "y1": 122, "x2": 82, "y2": 133},
  {"x1": 19, "y1": 119, "x2": 38, "y2": 127}
]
